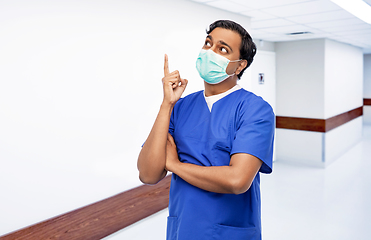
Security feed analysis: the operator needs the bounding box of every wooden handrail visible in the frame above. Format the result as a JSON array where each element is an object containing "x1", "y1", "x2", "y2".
[
  {"x1": 276, "y1": 106, "x2": 363, "y2": 132},
  {"x1": 0, "y1": 175, "x2": 171, "y2": 240}
]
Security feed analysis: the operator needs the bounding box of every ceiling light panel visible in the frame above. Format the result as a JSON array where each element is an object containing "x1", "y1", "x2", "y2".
[{"x1": 330, "y1": 0, "x2": 371, "y2": 24}]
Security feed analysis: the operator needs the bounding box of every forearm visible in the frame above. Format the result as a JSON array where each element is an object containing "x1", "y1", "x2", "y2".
[
  {"x1": 168, "y1": 161, "x2": 247, "y2": 195},
  {"x1": 137, "y1": 102, "x2": 173, "y2": 184},
  {"x1": 165, "y1": 135, "x2": 262, "y2": 194},
  {"x1": 138, "y1": 54, "x2": 187, "y2": 184}
]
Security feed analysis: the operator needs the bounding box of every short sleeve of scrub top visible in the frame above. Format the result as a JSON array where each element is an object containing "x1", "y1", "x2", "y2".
[{"x1": 230, "y1": 97, "x2": 275, "y2": 173}]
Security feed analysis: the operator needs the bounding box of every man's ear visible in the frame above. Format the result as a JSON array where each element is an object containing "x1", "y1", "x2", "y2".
[{"x1": 235, "y1": 59, "x2": 248, "y2": 75}]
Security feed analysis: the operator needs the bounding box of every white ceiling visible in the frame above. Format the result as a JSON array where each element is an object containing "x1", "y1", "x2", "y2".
[{"x1": 189, "y1": 0, "x2": 371, "y2": 53}]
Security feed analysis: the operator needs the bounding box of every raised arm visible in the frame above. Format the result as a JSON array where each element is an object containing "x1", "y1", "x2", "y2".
[{"x1": 137, "y1": 54, "x2": 188, "y2": 184}]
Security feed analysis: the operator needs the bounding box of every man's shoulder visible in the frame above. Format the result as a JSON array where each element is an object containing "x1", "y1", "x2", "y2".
[
  {"x1": 237, "y1": 89, "x2": 270, "y2": 105},
  {"x1": 176, "y1": 90, "x2": 203, "y2": 105},
  {"x1": 182, "y1": 90, "x2": 204, "y2": 100}
]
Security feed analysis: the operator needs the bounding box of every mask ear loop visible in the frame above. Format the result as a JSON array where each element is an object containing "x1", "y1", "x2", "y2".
[
  {"x1": 229, "y1": 59, "x2": 242, "y2": 62},
  {"x1": 228, "y1": 59, "x2": 243, "y2": 77},
  {"x1": 222, "y1": 58, "x2": 240, "y2": 81}
]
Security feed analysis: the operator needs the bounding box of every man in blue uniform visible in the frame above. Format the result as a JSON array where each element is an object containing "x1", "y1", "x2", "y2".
[{"x1": 137, "y1": 20, "x2": 275, "y2": 240}]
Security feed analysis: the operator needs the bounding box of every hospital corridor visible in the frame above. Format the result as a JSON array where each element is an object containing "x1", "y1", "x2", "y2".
[{"x1": 1, "y1": 0, "x2": 371, "y2": 239}]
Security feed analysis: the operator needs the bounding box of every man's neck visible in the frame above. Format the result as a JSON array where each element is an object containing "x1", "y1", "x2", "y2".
[{"x1": 204, "y1": 76, "x2": 238, "y2": 97}]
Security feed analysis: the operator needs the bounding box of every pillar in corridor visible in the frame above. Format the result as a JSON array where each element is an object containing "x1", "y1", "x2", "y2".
[
  {"x1": 275, "y1": 39, "x2": 363, "y2": 167},
  {"x1": 364, "y1": 54, "x2": 371, "y2": 124}
]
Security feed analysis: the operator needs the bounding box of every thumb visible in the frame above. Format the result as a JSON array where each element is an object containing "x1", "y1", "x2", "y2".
[{"x1": 180, "y1": 78, "x2": 188, "y2": 88}]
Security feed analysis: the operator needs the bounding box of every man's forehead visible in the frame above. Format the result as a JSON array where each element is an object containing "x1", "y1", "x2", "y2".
[{"x1": 207, "y1": 28, "x2": 241, "y2": 47}]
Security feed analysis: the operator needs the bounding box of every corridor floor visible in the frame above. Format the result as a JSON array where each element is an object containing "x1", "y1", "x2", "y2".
[
  {"x1": 261, "y1": 124, "x2": 371, "y2": 240},
  {"x1": 106, "y1": 124, "x2": 371, "y2": 240}
]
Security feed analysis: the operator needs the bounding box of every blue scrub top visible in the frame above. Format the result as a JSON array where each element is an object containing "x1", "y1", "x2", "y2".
[{"x1": 167, "y1": 89, "x2": 275, "y2": 240}]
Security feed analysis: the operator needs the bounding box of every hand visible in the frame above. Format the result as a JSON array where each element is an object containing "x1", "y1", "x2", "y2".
[
  {"x1": 165, "y1": 133, "x2": 180, "y2": 172},
  {"x1": 162, "y1": 54, "x2": 188, "y2": 106}
]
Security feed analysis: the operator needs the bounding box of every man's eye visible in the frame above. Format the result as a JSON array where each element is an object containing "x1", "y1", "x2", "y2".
[
  {"x1": 220, "y1": 47, "x2": 228, "y2": 53},
  {"x1": 205, "y1": 41, "x2": 211, "y2": 47}
]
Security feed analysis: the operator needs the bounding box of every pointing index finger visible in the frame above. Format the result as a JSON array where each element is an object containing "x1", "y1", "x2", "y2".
[{"x1": 164, "y1": 54, "x2": 169, "y2": 76}]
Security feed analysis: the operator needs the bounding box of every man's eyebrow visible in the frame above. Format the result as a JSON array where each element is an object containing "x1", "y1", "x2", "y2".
[
  {"x1": 219, "y1": 40, "x2": 233, "y2": 52},
  {"x1": 206, "y1": 35, "x2": 233, "y2": 52}
]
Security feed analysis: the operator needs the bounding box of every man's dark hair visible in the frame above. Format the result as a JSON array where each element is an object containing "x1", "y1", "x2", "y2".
[{"x1": 206, "y1": 20, "x2": 256, "y2": 79}]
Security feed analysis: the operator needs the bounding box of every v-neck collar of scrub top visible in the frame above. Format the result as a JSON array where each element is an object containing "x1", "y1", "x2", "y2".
[{"x1": 203, "y1": 84, "x2": 242, "y2": 112}]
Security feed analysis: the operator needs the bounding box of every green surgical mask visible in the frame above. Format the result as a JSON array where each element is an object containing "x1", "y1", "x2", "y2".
[{"x1": 196, "y1": 49, "x2": 240, "y2": 84}]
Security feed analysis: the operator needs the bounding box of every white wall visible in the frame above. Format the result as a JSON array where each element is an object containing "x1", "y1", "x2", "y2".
[
  {"x1": 254, "y1": 39, "x2": 275, "y2": 52},
  {"x1": 275, "y1": 116, "x2": 363, "y2": 168},
  {"x1": 275, "y1": 129, "x2": 324, "y2": 167},
  {"x1": 0, "y1": 0, "x2": 253, "y2": 236},
  {"x1": 364, "y1": 54, "x2": 371, "y2": 98},
  {"x1": 275, "y1": 38, "x2": 363, "y2": 167},
  {"x1": 364, "y1": 107, "x2": 371, "y2": 124},
  {"x1": 276, "y1": 38, "x2": 363, "y2": 119},
  {"x1": 325, "y1": 117, "x2": 363, "y2": 166},
  {"x1": 323, "y1": 40, "x2": 363, "y2": 165},
  {"x1": 324, "y1": 39, "x2": 363, "y2": 118},
  {"x1": 276, "y1": 39, "x2": 325, "y2": 119},
  {"x1": 364, "y1": 54, "x2": 371, "y2": 124},
  {"x1": 243, "y1": 50, "x2": 276, "y2": 113},
  {"x1": 242, "y1": 50, "x2": 277, "y2": 162}
]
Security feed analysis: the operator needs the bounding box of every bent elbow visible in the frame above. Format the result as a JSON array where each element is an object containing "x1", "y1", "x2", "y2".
[
  {"x1": 139, "y1": 174, "x2": 160, "y2": 185},
  {"x1": 230, "y1": 178, "x2": 252, "y2": 195},
  {"x1": 138, "y1": 170, "x2": 166, "y2": 185}
]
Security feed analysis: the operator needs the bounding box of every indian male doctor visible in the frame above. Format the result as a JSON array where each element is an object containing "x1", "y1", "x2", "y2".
[{"x1": 137, "y1": 20, "x2": 275, "y2": 240}]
